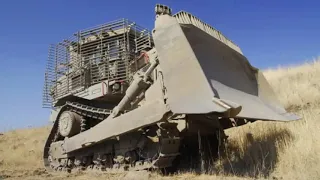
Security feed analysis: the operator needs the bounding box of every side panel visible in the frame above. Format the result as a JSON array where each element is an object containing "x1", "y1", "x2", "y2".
[
  {"x1": 62, "y1": 99, "x2": 169, "y2": 153},
  {"x1": 152, "y1": 15, "x2": 240, "y2": 116}
]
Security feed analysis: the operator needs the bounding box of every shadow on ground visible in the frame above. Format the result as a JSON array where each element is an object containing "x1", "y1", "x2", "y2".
[{"x1": 212, "y1": 127, "x2": 294, "y2": 178}]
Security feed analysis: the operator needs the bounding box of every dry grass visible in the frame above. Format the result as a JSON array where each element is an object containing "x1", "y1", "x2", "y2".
[
  {"x1": 1, "y1": 59, "x2": 320, "y2": 179},
  {"x1": 213, "y1": 59, "x2": 320, "y2": 179},
  {"x1": 264, "y1": 59, "x2": 320, "y2": 111},
  {"x1": 0, "y1": 126, "x2": 50, "y2": 178}
]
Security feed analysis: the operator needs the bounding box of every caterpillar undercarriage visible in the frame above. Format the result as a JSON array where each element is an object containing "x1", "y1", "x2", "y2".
[{"x1": 42, "y1": 4, "x2": 300, "y2": 175}]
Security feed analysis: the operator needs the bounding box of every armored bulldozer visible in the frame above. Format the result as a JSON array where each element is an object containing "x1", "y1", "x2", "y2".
[{"x1": 42, "y1": 4, "x2": 299, "y2": 173}]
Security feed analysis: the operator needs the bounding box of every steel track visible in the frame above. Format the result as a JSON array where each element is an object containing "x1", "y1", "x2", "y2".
[{"x1": 43, "y1": 101, "x2": 181, "y2": 174}]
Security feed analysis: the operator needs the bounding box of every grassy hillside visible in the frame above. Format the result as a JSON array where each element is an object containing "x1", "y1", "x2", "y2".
[{"x1": 1, "y1": 60, "x2": 320, "y2": 180}]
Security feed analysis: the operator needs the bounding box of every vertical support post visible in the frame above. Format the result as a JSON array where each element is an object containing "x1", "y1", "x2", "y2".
[
  {"x1": 54, "y1": 45, "x2": 58, "y2": 98},
  {"x1": 77, "y1": 31, "x2": 83, "y2": 88},
  {"x1": 66, "y1": 44, "x2": 69, "y2": 93},
  {"x1": 125, "y1": 19, "x2": 130, "y2": 81},
  {"x1": 100, "y1": 25, "x2": 104, "y2": 81},
  {"x1": 134, "y1": 21, "x2": 138, "y2": 73}
]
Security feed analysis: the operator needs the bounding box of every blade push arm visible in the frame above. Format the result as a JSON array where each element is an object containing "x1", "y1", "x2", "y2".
[{"x1": 111, "y1": 54, "x2": 159, "y2": 118}]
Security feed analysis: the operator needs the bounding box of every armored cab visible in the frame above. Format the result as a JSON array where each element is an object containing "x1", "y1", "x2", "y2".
[{"x1": 43, "y1": 19, "x2": 153, "y2": 110}]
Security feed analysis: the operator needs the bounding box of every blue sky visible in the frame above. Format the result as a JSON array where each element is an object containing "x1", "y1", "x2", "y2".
[{"x1": 0, "y1": 0, "x2": 319, "y2": 132}]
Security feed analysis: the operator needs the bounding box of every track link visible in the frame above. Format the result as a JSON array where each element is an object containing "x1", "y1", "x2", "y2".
[
  {"x1": 66, "y1": 101, "x2": 112, "y2": 120},
  {"x1": 43, "y1": 101, "x2": 181, "y2": 174}
]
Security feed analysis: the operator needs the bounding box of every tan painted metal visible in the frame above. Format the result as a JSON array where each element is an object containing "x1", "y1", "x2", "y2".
[
  {"x1": 44, "y1": 4, "x2": 300, "y2": 173},
  {"x1": 173, "y1": 11, "x2": 243, "y2": 55},
  {"x1": 152, "y1": 14, "x2": 299, "y2": 121},
  {"x1": 62, "y1": 99, "x2": 169, "y2": 153}
]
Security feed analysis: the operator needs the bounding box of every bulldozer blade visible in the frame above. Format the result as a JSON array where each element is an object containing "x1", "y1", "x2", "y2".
[{"x1": 152, "y1": 14, "x2": 300, "y2": 121}]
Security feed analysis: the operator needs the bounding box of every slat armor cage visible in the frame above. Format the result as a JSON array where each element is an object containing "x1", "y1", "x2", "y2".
[{"x1": 43, "y1": 19, "x2": 153, "y2": 108}]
